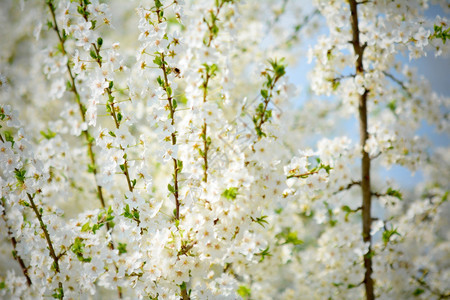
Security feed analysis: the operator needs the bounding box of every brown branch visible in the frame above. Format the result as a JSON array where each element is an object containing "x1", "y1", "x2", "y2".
[
  {"x1": 287, "y1": 170, "x2": 319, "y2": 179},
  {"x1": 89, "y1": 24, "x2": 134, "y2": 197},
  {"x1": 371, "y1": 191, "x2": 384, "y2": 198},
  {"x1": 201, "y1": 70, "x2": 211, "y2": 183},
  {"x1": 285, "y1": 9, "x2": 320, "y2": 44},
  {"x1": 154, "y1": 6, "x2": 188, "y2": 298},
  {"x1": 47, "y1": 1, "x2": 106, "y2": 209},
  {"x1": 160, "y1": 52, "x2": 180, "y2": 220},
  {"x1": 254, "y1": 72, "x2": 283, "y2": 140},
  {"x1": 200, "y1": 0, "x2": 228, "y2": 183},
  {"x1": 27, "y1": 193, "x2": 64, "y2": 299},
  {"x1": 48, "y1": 2, "x2": 123, "y2": 297},
  {"x1": 205, "y1": 0, "x2": 226, "y2": 47},
  {"x1": 201, "y1": 122, "x2": 209, "y2": 183},
  {"x1": 383, "y1": 71, "x2": 412, "y2": 97},
  {"x1": 0, "y1": 198, "x2": 32, "y2": 286},
  {"x1": 27, "y1": 194, "x2": 60, "y2": 270},
  {"x1": 333, "y1": 180, "x2": 361, "y2": 194},
  {"x1": 413, "y1": 276, "x2": 450, "y2": 299},
  {"x1": 349, "y1": 0, "x2": 374, "y2": 299},
  {"x1": 181, "y1": 287, "x2": 190, "y2": 300}
]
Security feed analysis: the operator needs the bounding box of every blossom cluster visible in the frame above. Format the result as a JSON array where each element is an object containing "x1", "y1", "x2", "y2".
[{"x1": 0, "y1": 0, "x2": 449, "y2": 299}]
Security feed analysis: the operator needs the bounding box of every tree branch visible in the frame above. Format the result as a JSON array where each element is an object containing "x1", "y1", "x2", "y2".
[
  {"x1": 0, "y1": 198, "x2": 32, "y2": 286},
  {"x1": 349, "y1": 0, "x2": 374, "y2": 299},
  {"x1": 333, "y1": 180, "x2": 361, "y2": 194},
  {"x1": 27, "y1": 193, "x2": 64, "y2": 299},
  {"x1": 383, "y1": 71, "x2": 412, "y2": 97}
]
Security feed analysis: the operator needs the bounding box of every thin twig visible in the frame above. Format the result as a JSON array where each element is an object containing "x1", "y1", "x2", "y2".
[
  {"x1": 0, "y1": 198, "x2": 32, "y2": 286},
  {"x1": 27, "y1": 193, "x2": 64, "y2": 299}
]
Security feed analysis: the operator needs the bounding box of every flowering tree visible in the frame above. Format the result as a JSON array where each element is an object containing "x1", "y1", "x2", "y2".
[{"x1": 0, "y1": 0, "x2": 449, "y2": 299}]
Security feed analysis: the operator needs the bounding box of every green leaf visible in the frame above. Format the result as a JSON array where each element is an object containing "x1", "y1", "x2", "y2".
[
  {"x1": 276, "y1": 228, "x2": 303, "y2": 246},
  {"x1": 431, "y1": 24, "x2": 450, "y2": 44},
  {"x1": 92, "y1": 223, "x2": 103, "y2": 234},
  {"x1": 81, "y1": 222, "x2": 91, "y2": 232},
  {"x1": 211, "y1": 24, "x2": 219, "y2": 36},
  {"x1": 133, "y1": 208, "x2": 140, "y2": 220},
  {"x1": 97, "y1": 37, "x2": 103, "y2": 47},
  {"x1": 237, "y1": 285, "x2": 251, "y2": 298},
  {"x1": 118, "y1": 243, "x2": 127, "y2": 255},
  {"x1": 166, "y1": 85, "x2": 172, "y2": 97},
  {"x1": 257, "y1": 102, "x2": 264, "y2": 114},
  {"x1": 252, "y1": 215, "x2": 269, "y2": 228},
  {"x1": 285, "y1": 230, "x2": 303, "y2": 245},
  {"x1": 268, "y1": 58, "x2": 286, "y2": 78},
  {"x1": 87, "y1": 163, "x2": 96, "y2": 173},
  {"x1": 51, "y1": 261, "x2": 58, "y2": 272},
  {"x1": 122, "y1": 204, "x2": 133, "y2": 219},
  {"x1": 107, "y1": 206, "x2": 114, "y2": 217},
  {"x1": 77, "y1": 6, "x2": 85, "y2": 16},
  {"x1": 222, "y1": 187, "x2": 238, "y2": 200},
  {"x1": 209, "y1": 63, "x2": 218, "y2": 76},
  {"x1": 413, "y1": 288, "x2": 425, "y2": 296},
  {"x1": 157, "y1": 76, "x2": 164, "y2": 87},
  {"x1": 46, "y1": 19, "x2": 53, "y2": 29},
  {"x1": 327, "y1": 49, "x2": 332, "y2": 61},
  {"x1": 66, "y1": 80, "x2": 72, "y2": 91},
  {"x1": 332, "y1": 79, "x2": 340, "y2": 91},
  {"x1": 154, "y1": 0, "x2": 163, "y2": 9},
  {"x1": 51, "y1": 286, "x2": 64, "y2": 299},
  {"x1": 320, "y1": 163, "x2": 333, "y2": 174},
  {"x1": 177, "y1": 160, "x2": 183, "y2": 173},
  {"x1": 89, "y1": 49, "x2": 97, "y2": 60},
  {"x1": 382, "y1": 227, "x2": 401, "y2": 244},
  {"x1": 40, "y1": 128, "x2": 57, "y2": 140},
  {"x1": 180, "y1": 281, "x2": 187, "y2": 291},
  {"x1": 386, "y1": 187, "x2": 402, "y2": 200},
  {"x1": 442, "y1": 191, "x2": 448, "y2": 203},
  {"x1": 153, "y1": 55, "x2": 162, "y2": 67},
  {"x1": 274, "y1": 64, "x2": 285, "y2": 78},
  {"x1": 14, "y1": 168, "x2": 27, "y2": 183},
  {"x1": 341, "y1": 205, "x2": 352, "y2": 213},
  {"x1": 4, "y1": 131, "x2": 15, "y2": 147},
  {"x1": 255, "y1": 127, "x2": 265, "y2": 138},
  {"x1": 387, "y1": 100, "x2": 397, "y2": 113},
  {"x1": 260, "y1": 89, "x2": 268, "y2": 99},
  {"x1": 255, "y1": 246, "x2": 272, "y2": 262},
  {"x1": 71, "y1": 237, "x2": 92, "y2": 263},
  {"x1": 168, "y1": 183, "x2": 175, "y2": 194}
]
